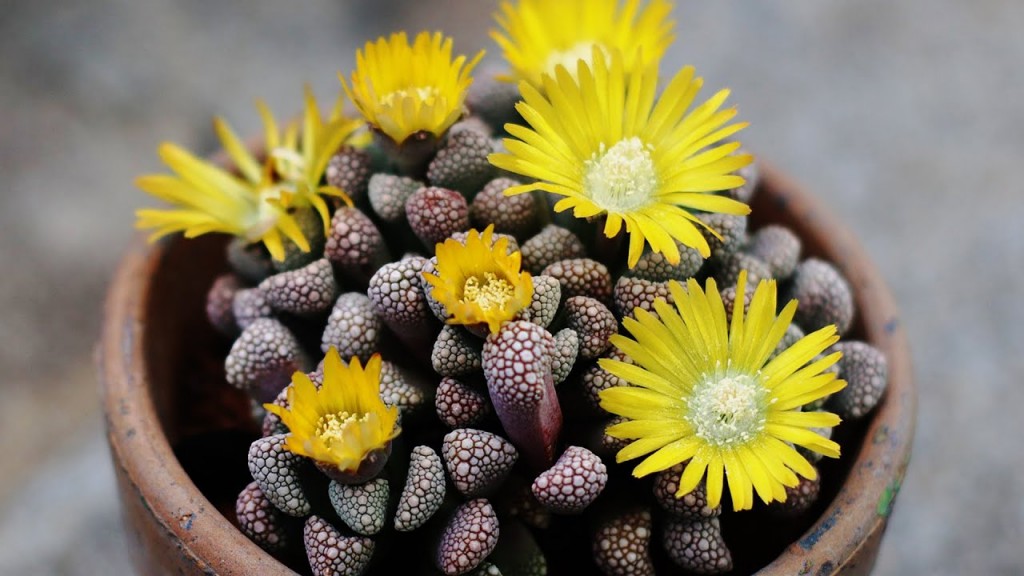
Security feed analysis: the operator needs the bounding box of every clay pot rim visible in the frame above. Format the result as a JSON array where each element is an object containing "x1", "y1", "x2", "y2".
[
  {"x1": 753, "y1": 167, "x2": 915, "y2": 574},
  {"x1": 99, "y1": 163, "x2": 915, "y2": 575}
]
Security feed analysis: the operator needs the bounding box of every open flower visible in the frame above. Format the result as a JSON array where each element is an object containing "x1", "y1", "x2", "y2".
[
  {"x1": 265, "y1": 348, "x2": 400, "y2": 476},
  {"x1": 263, "y1": 86, "x2": 364, "y2": 220},
  {"x1": 135, "y1": 88, "x2": 362, "y2": 260},
  {"x1": 422, "y1": 226, "x2": 533, "y2": 334},
  {"x1": 489, "y1": 49, "x2": 753, "y2": 268},
  {"x1": 491, "y1": 0, "x2": 674, "y2": 88},
  {"x1": 343, "y1": 31, "x2": 484, "y2": 145},
  {"x1": 599, "y1": 271, "x2": 846, "y2": 511}
]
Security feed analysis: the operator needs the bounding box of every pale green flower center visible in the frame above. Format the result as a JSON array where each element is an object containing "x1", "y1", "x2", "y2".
[
  {"x1": 317, "y1": 411, "x2": 370, "y2": 448},
  {"x1": 688, "y1": 373, "x2": 769, "y2": 447},
  {"x1": 244, "y1": 189, "x2": 290, "y2": 241},
  {"x1": 381, "y1": 86, "x2": 442, "y2": 107},
  {"x1": 543, "y1": 41, "x2": 605, "y2": 79},
  {"x1": 463, "y1": 272, "x2": 514, "y2": 312},
  {"x1": 270, "y1": 147, "x2": 306, "y2": 182},
  {"x1": 584, "y1": 137, "x2": 659, "y2": 213}
]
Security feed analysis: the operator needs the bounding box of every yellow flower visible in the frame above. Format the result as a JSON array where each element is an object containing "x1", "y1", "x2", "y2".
[
  {"x1": 422, "y1": 226, "x2": 533, "y2": 334},
  {"x1": 135, "y1": 88, "x2": 362, "y2": 261},
  {"x1": 489, "y1": 49, "x2": 753, "y2": 268},
  {"x1": 599, "y1": 271, "x2": 846, "y2": 511},
  {"x1": 343, "y1": 31, "x2": 484, "y2": 145},
  {"x1": 264, "y1": 86, "x2": 364, "y2": 217},
  {"x1": 265, "y1": 348, "x2": 400, "y2": 474},
  {"x1": 491, "y1": 0, "x2": 674, "y2": 88}
]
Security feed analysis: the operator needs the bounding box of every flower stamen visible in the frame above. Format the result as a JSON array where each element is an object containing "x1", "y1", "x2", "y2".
[
  {"x1": 687, "y1": 373, "x2": 769, "y2": 447},
  {"x1": 422, "y1": 226, "x2": 533, "y2": 334},
  {"x1": 344, "y1": 31, "x2": 483, "y2": 144},
  {"x1": 584, "y1": 137, "x2": 659, "y2": 213},
  {"x1": 381, "y1": 86, "x2": 443, "y2": 108},
  {"x1": 489, "y1": 48, "x2": 753, "y2": 267},
  {"x1": 316, "y1": 411, "x2": 369, "y2": 448},
  {"x1": 491, "y1": 0, "x2": 675, "y2": 88},
  {"x1": 135, "y1": 91, "x2": 361, "y2": 261},
  {"x1": 598, "y1": 272, "x2": 845, "y2": 510},
  {"x1": 269, "y1": 147, "x2": 307, "y2": 182},
  {"x1": 543, "y1": 41, "x2": 603, "y2": 79},
  {"x1": 264, "y1": 350, "x2": 399, "y2": 476},
  {"x1": 463, "y1": 273, "x2": 515, "y2": 312}
]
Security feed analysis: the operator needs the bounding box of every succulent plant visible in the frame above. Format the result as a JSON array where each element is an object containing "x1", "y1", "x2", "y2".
[
  {"x1": 592, "y1": 508, "x2": 655, "y2": 576},
  {"x1": 394, "y1": 445, "x2": 447, "y2": 532},
  {"x1": 788, "y1": 258, "x2": 856, "y2": 335},
  {"x1": 443, "y1": 428, "x2": 519, "y2": 497},
  {"x1": 236, "y1": 481, "x2": 291, "y2": 554},
  {"x1": 531, "y1": 446, "x2": 608, "y2": 514},
  {"x1": 437, "y1": 499, "x2": 501, "y2": 576},
  {"x1": 196, "y1": 125, "x2": 876, "y2": 574},
  {"x1": 329, "y1": 478, "x2": 389, "y2": 535},
  {"x1": 133, "y1": 7, "x2": 891, "y2": 574}
]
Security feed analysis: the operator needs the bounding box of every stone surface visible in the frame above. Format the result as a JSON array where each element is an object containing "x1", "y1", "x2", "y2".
[{"x1": 1, "y1": 2, "x2": 1021, "y2": 575}]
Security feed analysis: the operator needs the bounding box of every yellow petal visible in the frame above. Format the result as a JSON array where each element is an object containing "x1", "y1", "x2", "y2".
[
  {"x1": 214, "y1": 117, "x2": 261, "y2": 184},
  {"x1": 632, "y1": 436, "x2": 700, "y2": 477}
]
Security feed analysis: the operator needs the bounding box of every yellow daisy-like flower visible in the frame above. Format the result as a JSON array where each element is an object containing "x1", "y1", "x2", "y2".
[
  {"x1": 491, "y1": 0, "x2": 674, "y2": 88},
  {"x1": 262, "y1": 86, "x2": 365, "y2": 221},
  {"x1": 265, "y1": 348, "x2": 400, "y2": 474},
  {"x1": 489, "y1": 49, "x2": 754, "y2": 268},
  {"x1": 599, "y1": 271, "x2": 847, "y2": 511},
  {"x1": 422, "y1": 226, "x2": 534, "y2": 334},
  {"x1": 136, "y1": 88, "x2": 362, "y2": 261},
  {"x1": 342, "y1": 31, "x2": 484, "y2": 145}
]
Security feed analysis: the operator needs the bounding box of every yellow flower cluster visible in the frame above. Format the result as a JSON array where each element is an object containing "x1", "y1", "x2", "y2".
[
  {"x1": 491, "y1": 0, "x2": 752, "y2": 266},
  {"x1": 135, "y1": 2, "x2": 846, "y2": 497},
  {"x1": 489, "y1": 0, "x2": 843, "y2": 510},
  {"x1": 137, "y1": 32, "x2": 481, "y2": 259}
]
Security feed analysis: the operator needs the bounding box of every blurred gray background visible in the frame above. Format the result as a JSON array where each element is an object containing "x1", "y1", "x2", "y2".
[{"x1": 0, "y1": 1, "x2": 1020, "y2": 574}]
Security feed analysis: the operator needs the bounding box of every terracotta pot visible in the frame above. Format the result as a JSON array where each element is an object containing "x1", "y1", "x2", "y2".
[{"x1": 99, "y1": 164, "x2": 915, "y2": 575}]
